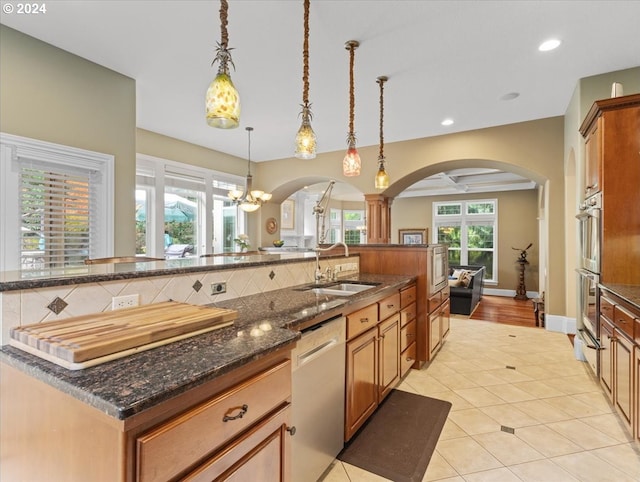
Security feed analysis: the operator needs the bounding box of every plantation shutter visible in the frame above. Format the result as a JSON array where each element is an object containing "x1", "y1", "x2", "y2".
[{"x1": 20, "y1": 160, "x2": 99, "y2": 269}]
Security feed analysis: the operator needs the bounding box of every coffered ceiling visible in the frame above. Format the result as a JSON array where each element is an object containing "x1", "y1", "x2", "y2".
[{"x1": 2, "y1": 0, "x2": 639, "y2": 197}]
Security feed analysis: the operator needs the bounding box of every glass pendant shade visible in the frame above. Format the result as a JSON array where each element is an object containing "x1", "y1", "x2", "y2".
[
  {"x1": 375, "y1": 160, "x2": 390, "y2": 189},
  {"x1": 239, "y1": 202, "x2": 260, "y2": 213},
  {"x1": 227, "y1": 127, "x2": 271, "y2": 212},
  {"x1": 206, "y1": 71, "x2": 240, "y2": 129},
  {"x1": 343, "y1": 138, "x2": 361, "y2": 177},
  {"x1": 295, "y1": 111, "x2": 317, "y2": 159}
]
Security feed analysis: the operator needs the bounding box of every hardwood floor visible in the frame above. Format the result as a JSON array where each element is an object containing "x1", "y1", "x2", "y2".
[{"x1": 468, "y1": 295, "x2": 538, "y2": 327}]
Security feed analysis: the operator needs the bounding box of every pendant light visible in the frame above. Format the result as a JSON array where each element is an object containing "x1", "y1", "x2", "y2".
[
  {"x1": 375, "y1": 76, "x2": 390, "y2": 189},
  {"x1": 343, "y1": 40, "x2": 361, "y2": 177},
  {"x1": 206, "y1": 0, "x2": 240, "y2": 129},
  {"x1": 228, "y1": 127, "x2": 272, "y2": 212},
  {"x1": 294, "y1": 0, "x2": 317, "y2": 159}
]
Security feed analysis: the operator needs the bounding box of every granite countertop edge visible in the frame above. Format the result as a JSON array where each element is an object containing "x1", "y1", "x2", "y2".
[
  {"x1": 599, "y1": 283, "x2": 640, "y2": 310},
  {"x1": 0, "y1": 273, "x2": 414, "y2": 420}
]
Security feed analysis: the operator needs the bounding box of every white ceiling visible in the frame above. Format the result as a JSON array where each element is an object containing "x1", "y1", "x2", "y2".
[{"x1": 2, "y1": 0, "x2": 639, "y2": 198}]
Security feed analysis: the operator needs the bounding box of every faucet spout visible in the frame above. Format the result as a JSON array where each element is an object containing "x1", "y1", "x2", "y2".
[{"x1": 314, "y1": 242, "x2": 349, "y2": 283}]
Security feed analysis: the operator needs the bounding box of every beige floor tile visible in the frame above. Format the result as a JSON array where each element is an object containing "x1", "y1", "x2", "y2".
[
  {"x1": 515, "y1": 425, "x2": 583, "y2": 457},
  {"x1": 403, "y1": 373, "x2": 450, "y2": 395},
  {"x1": 551, "y1": 451, "x2": 638, "y2": 482},
  {"x1": 570, "y1": 390, "x2": 615, "y2": 414},
  {"x1": 432, "y1": 373, "x2": 479, "y2": 390},
  {"x1": 543, "y1": 395, "x2": 609, "y2": 418},
  {"x1": 436, "y1": 436, "x2": 503, "y2": 475},
  {"x1": 340, "y1": 462, "x2": 391, "y2": 481},
  {"x1": 483, "y1": 367, "x2": 534, "y2": 383},
  {"x1": 460, "y1": 467, "x2": 522, "y2": 482},
  {"x1": 453, "y1": 387, "x2": 510, "y2": 407},
  {"x1": 447, "y1": 408, "x2": 501, "y2": 435},
  {"x1": 463, "y1": 370, "x2": 509, "y2": 387},
  {"x1": 515, "y1": 364, "x2": 564, "y2": 381},
  {"x1": 483, "y1": 383, "x2": 537, "y2": 403},
  {"x1": 511, "y1": 399, "x2": 573, "y2": 424},
  {"x1": 512, "y1": 379, "x2": 567, "y2": 399},
  {"x1": 442, "y1": 359, "x2": 487, "y2": 373},
  {"x1": 473, "y1": 431, "x2": 545, "y2": 465},
  {"x1": 590, "y1": 442, "x2": 640, "y2": 478},
  {"x1": 542, "y1": 376, "x2": 600, "y2": 395},
  {"x1": 507, "y1": 459, "x2": 580, "y2": 482},
  {"x1": 429, "y1": 390, "x2": 475, "y2": 411},
  {"x1": 320, "y1": 461, "x2": 350, "y2": 481},
  {"x1": 439, "y1": 419, "x2": 467, "y2": 440},
  {"x1": 479, "y1": 404, "x2": 539, "y2": 428},
  {"x1": 422, "y1": 451, "x2": 459, "y2": 481},
  {"x1": 580, "y1": 413, "x2": 636, "y2": 443},
  {"x1": 546, "y1": 419, "x2": 621, "y2": 450}
]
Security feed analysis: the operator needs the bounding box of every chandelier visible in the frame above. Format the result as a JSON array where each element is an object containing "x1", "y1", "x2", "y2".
[
  {"x1": 206, "y1": 0, "x2": 240, "y2": 129},
  {"x1": 294, "y1": 0, "x2": 317, "y2": 159},
  {"x1": 228, "y1": 127, "x2": 272, "y2": 212},
  {"x1": 375, "y1": 76, "x2": 390, "y2": 189},
  {"x1": 343, "y1": 40, "x2": 361, "y2": 177}
]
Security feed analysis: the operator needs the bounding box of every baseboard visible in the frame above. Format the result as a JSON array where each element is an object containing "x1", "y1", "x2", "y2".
[
  {"x1": 483, "y1": 288, "x2": 540, "y2": 298},
  {"x1": 545, "y1": 314, "x2": 576, "y2": 335}
]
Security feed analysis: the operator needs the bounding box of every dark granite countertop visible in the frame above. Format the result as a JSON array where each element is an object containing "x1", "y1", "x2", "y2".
[
  {"x1": 599, "y1": 283, "x2": 640, "y2": 310},
  {"x1": 0, "y1": 273, "x2": 413, "y2": 421}
]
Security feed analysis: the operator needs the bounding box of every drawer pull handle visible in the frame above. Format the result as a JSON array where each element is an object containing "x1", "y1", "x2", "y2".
[
  {"x1": 618, "y1": 319, "x2": 627, "y2": 324},
  {"x1": 360, "y1": 317, "x2": 369, "y2": 323},
  {"x1": 406, "y1": 357, "x2": 414, "y2": 362},
  {"x1": 387, "y1": 304, "x2": 395, "y2": 309},
  {"x1": 287, "y1": 426, "x2": 297, "y2": 436},
  {"x1": 223, "y1": 404, "x2": 249, "y2": 422},
  {"x1": 406, "y1": 333, "x2": 414, "y2": 338}
]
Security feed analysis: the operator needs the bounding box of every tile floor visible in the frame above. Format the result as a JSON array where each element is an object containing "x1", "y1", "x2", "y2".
[{"x1": 322, "y1": 315, "x2": 640, "y2": 482}]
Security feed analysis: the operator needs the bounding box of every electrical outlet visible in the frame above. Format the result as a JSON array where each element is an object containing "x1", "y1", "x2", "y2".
[
  {"x1": 211, "y1": 282, "x2": 227, "y2": 295},
  {"x1": 112, "y1": 294, "x2": 139, "y2": 310}
]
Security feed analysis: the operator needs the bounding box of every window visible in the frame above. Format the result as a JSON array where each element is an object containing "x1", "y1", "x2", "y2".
[
  {"x1": 328, "y1": 208, "x2": 365, "y2": 245},
  {"x1": 433, "y1": 200, "x2": 497, "y2": 281},
  {"x1": 136, "y1": 155, "x2": 245, "y2": 257},
  {"x1": 1, "y1": 133, "x2": 113, "y2": 271}
]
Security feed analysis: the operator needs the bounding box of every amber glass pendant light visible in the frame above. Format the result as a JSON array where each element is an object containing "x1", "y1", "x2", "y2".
[
  {"x1": 295, "y1": 0, "x2": 317, "y2": 159},
  {"x1": 375, "y1": 76, "x2": 390, "y2": 189},
  {"x1": 343, "y1": 40, "x2": 361, "y2": 177},
  {"x1": 206, "y1": 0, "x2": 241, "y2": 129}
]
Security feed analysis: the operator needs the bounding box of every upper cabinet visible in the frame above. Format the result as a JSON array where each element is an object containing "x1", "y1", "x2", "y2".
[{"x1": 579, "y1": 94, "x2": 640, "y2": 284}]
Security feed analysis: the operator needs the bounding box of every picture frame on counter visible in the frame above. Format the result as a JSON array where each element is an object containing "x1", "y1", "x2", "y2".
[{"x1": 399, "y1": 228, "x2": 427, "y2": 245}]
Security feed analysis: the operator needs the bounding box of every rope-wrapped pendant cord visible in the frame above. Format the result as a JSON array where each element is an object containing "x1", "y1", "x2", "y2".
[
  {"x1": 220, "y1": 0, "x2": 229, "y2": 49},
  {"x1": 348, "y1": 44, "x2": 355, "y2": 135},
  {"x1": 378, "y1": 77, "x2": 385, "y2": 159},
  {"x1": 302, "y1": 0, "x2": 310, "y2": 104}
]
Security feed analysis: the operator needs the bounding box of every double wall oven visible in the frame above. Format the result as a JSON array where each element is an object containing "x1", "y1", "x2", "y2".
[{"x1": 576, "y1": 192, "x2": 601, "y2": 376}]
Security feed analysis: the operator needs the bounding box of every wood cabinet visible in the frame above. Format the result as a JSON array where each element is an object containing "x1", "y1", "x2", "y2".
[
  {"x1": 598, "y1": 288, "x2": 638, "y2": 438},
  {"x1": 580, "y1": 94, "x2": 640, "y2": 285},
  {"x1": 428, "y1": 286, "x2": 450, "y2": 360},
  {"x1": 400, "y1": 285, "x2": 417, "y2": 378},
  {"x1": 344, "y1": 288, "x2": 405, "y2": 441},
  {"x1": 0, "y1": 348, "x2": 294, "y2": 482},
  {"x1": 350, "y1": 244, "x2": 450, "y2": 368}
]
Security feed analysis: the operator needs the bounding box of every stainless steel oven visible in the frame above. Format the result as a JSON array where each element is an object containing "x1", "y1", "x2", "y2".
[
  {"x1": 576, "y1": 192, "x2": 601, "y2": 274},
  {"x1": 576, "y1": 268, "x2": 600, "y2": 376}
]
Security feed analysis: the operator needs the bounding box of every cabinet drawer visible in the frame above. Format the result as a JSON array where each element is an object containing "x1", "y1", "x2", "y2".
[
  {"x1": 136, "y1": 360, "x2": 291, "y2": 482},
  {"x1": 347, "y1": 304, "x2": 378, "y2": 340},
  {"x1": 614, "y1": 305, "x2": 634, "y2": 340},
  {"x1": 635, "y1": 318, "x2": 640, "y2": 345},
  {"x1": 401, "y1": 342, "x2": 416, "y2": 378},
  {"x1": 400, "y1": 302, "x2": 416, "y2": 327},
  {"x1": 428, "y1": 292, "x2": 441, "y2": 314},
  {"x1": 400, "y1": 285, "x2": 417, "y2": 309},
  {"x1": 379, "y1": 292, "x2": 400, "y2": 321},
  {"x1": 600, "y1": 296, "x2": 615, "y2": 322},
  {"x1": 441, "y1": 285, "x2": 450, "y2": 300},
  {"x1": 401, "y1": 319, "x2": 416, "y2": 352}
]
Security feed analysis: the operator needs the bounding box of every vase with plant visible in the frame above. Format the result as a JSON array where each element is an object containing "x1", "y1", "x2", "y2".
[{"x1": 234, "y1": 234, "x2": 250, "y2": 252}]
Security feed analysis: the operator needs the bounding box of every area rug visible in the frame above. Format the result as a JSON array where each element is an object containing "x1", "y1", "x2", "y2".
[{"x1": 338, "y1": 389, "x2": 452, "y2": 482}]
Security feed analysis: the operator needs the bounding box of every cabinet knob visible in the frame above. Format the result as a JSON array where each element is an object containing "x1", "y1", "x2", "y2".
[
  {"x1": 286, "y1": 426, "x2": 297, "y2": 436},
  {"x1": 222, "y1": 404, "x2": 249, "y2": 422}
]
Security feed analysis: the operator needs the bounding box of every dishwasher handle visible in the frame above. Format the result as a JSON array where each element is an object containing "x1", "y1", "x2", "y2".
[{"x1": 296, "y1": 337, "x2": 339, "y2": 369}]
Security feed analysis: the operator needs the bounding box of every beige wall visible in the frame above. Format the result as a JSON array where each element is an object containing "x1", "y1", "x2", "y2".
[
  {"x1": 0, "y1": 26, "x2": 137, "y2": 255},
  {"x1": 391, "y1": 190, "x2": 539, "y2": 292}
]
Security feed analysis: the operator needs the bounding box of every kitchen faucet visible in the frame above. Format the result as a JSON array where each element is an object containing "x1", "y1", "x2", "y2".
[{"x1": 314, "y1": 242, "x2": 349, "y2": 283}]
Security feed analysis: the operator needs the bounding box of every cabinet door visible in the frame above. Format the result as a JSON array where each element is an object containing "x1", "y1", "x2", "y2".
[
  {"x1": 183, "y1": 403, "x2": 291, "y2": 482},
  {"x1": 429, "y1": 311, "x2": 441, "y2": 360},
  {"x1": 584, "y1": 118, "x2": 601, "y2": 197},
  {"x1": 378, "y1": 314, "x2": 400, "y2": 401},
  {"x1": 345, "y1": 329, "x2": 378, "y2": 441},
  {"x1": 635, "y1": 346, "x2": 640, "y2": 442},
  {"x1": 441, "y1": 299, "x2": 451, "y2": 340},
  {"x1": 614, "y1": 332, "x2": 633, "y2": 429},
  {"x1": 599, "y1": 317, "x2": 614, "y2": 402}
]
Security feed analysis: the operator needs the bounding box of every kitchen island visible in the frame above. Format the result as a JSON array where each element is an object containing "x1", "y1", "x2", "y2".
[{"x1": 1, "y1": 252, "x2": 414, "y2": 481}]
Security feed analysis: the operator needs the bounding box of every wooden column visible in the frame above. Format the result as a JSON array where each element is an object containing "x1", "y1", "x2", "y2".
[{"x1": 365, "y1": 194, "x2": 392, "y2": 244}]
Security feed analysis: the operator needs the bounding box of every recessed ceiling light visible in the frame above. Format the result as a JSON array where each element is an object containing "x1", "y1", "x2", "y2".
[
  {"x1": 500, "y1": 92, "x2": 520, "y2": 101},
  {"x1": 441, "y1": 119, "x2": 454, "y2": 126},
  {"x1": 538, "y1": 39, "x2": 561, "y2": 52}
]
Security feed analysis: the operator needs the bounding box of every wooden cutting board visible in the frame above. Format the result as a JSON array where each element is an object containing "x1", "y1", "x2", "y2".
[{"x1": 9, "y1": 302, "x2": 237, "y2": 370}]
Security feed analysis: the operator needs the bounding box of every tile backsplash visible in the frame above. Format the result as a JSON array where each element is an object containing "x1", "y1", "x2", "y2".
[{"x1": 0, "y1": 256, "x2": 359, "y2": 344}]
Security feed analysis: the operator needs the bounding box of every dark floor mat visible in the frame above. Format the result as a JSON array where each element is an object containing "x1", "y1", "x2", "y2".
[{"x1": 337, "y1": 389, "x2": 451, "y2": 482}]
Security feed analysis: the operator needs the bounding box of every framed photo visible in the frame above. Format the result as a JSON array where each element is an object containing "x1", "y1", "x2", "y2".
[
  {"x1": 399, "y1": 228, "x2": 427, "y2": 245},
  {"x1": 281, "y1": 200, "x2": 295, "y2": 230}
]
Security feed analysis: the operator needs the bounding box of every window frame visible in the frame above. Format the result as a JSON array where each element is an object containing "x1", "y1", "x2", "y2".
[{"x1": 0, "y1": 132, "x2": 113, "y2": 271}]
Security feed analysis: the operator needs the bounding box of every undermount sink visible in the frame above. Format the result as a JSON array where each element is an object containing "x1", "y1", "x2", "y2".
[{"x1": 306, "y1": 282, "x2": 379, "y2": 297}]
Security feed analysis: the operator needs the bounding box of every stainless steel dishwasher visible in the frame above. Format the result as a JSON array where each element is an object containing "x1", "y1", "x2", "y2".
[{"x1": 291, "y1": 314, "x2": 346, "y2": 482}]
